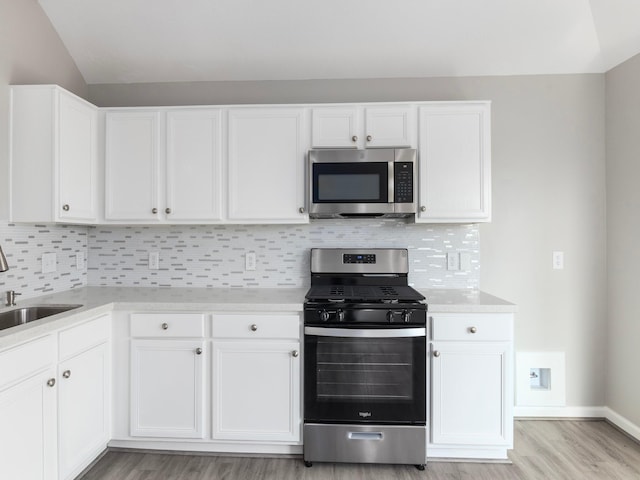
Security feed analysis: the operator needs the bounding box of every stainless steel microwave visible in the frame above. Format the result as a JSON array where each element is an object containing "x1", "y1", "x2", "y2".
[{"x1": 308, "y1": 148, "x2": 417, "y2": 218}]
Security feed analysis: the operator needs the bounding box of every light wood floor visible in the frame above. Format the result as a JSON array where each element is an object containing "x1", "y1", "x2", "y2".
[{"x1": 80, "y1": 420, "x2": 640, "y2": 480}]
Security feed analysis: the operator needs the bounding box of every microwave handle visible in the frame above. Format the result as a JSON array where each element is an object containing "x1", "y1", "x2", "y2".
[
  {"x1": 305, "y1": 326, "x2": 425, "y2": 338},
  {"x1": 388, "y1": 161, "x2": 394, "y2": 204}
]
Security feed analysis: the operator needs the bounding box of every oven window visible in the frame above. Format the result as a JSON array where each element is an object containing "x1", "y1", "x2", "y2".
[
  {"x1": 304, "y1": 332, "x2": 426, "y2": 424},
  {"x1": 312, "y1": 162, "x2": 388, "y2": 203},
  {"x1": 317, "y1": 338, "x2": 412, "y2": 401}
]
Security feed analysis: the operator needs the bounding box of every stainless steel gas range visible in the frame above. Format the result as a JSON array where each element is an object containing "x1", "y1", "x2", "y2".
[{"x1": 303, "y1": 248, "x2": 427, "y2": 471}]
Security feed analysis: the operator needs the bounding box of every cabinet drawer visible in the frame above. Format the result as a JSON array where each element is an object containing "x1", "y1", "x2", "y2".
[
  {"x1": 59, "y1": 314, "x2": 110, "y2": 360},
  {"x1": 431, "y1": 313, "x2": 512, "y2": 342},
  {"x1": 212, "y1": 314, "x2": 300, "y2": 339},
  {"x1": 130, "y1": 313, "x2": 205, "y2": 338},
  {"x1": 0, "y1": 335, "x2": 55, "y2": 389}
]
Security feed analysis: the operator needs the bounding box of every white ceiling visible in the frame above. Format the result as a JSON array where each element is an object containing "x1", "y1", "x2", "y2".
[{"x1": 38, "y1": 0, "x2": 640, "y2": 84}]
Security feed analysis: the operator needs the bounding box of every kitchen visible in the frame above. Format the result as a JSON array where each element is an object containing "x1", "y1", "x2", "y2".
[{"x1": 1, "y1": 0, "x2": 639, "y2": 479}]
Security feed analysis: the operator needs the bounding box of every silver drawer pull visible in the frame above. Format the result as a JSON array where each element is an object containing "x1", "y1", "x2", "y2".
[
  {"x1": 433, "y1": 350, "x2": 440, "y2": 357},
  {"x1": 469, "y1": 326, "x2": 477, "y2": 334},
  {"x1": 47, "y1": 378, "x2": 56, "y2": 387},
  {"x1": 348, "y1": 432, "x2": 382, "y2": 440},
  {"x1": 195, "y1": 348, "x2": 203, "y2": 355},
  {"x1": 161, "y1": 323, "x2": 169, "y2": 330},
  {"x1": 250, "y1": 324, "x2": 258, "y2": 332},
  {"x1": 62, "y1": 370, "x2": 71, "y2": 379},
  {"x1": 292, "y1": 350, "x2": 299, "y2": 358}
]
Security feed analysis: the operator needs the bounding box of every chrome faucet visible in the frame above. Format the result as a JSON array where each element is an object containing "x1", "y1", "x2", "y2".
[
  {"x1": 0, "y1": 245, "x2": 8, "y2": 272},
  {"x1": 5, "y1": 290, "x2": 21, "y2": 307}
]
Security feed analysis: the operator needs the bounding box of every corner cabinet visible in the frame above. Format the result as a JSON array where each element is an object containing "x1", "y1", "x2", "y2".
[
  {"x1": 227, "y1": 108, "x2": 308, "y2": 223},
  {"x1": 417, "y1": 103, "x2": 491, "y2": 223},
  {"x1": 10, "y1": 85, "x2": 98, "y2": 223},
  {"x1": 429, "y1": 313, "x2": 514, "y2": 460}
]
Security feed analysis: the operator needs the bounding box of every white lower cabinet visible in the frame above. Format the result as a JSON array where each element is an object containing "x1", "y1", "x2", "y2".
[
  {"x1": 57, "y1": 343, "x2": 109, "y2": 480},
  {"x1": 0, "y1": 370, "x2": 57, "y2": 480},
  {"x1": 429, "y1": 313, "x2": 514, "y2": 459},
  {"x1": 212, "y1": 340, "x2": 301, "y2": 442},
  {"x1": 130, "y1": 339, "x2": 206, "y2": 438}
]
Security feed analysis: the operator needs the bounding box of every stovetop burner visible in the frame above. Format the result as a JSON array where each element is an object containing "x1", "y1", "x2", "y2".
[{"x1": 305, "y1": 284, "x2": 425, "y2": 303}]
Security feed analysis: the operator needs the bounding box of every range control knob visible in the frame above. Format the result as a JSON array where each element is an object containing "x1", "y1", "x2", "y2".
[
  {"x1": 387, "y1": 311, "x2": 396, "y2": 323},
  {"x1": 319, "y1": 310, "x2": 330, "y2": 322},
  {"x1": 402, "y1": 310, "x2": 412, "y2": 323},
  {"x1": 337, "y1": 310, "x2": 345, "y2": 322}
]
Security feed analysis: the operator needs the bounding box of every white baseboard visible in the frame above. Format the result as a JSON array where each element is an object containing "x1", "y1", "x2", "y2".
[
  {"x1": 604, "y1": 407, "x2": 640, "y2": 442},
  {"x1": 514, "y1": 405, "x2": 640, "y2": 443},
  {"x1": 514, "y1": 405, "x2": 606, "y2": 418}
]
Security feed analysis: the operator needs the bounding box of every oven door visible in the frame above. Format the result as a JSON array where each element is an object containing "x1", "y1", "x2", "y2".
[{"x1": 304, "y1": 326, "x2": 426, "y2": 425}]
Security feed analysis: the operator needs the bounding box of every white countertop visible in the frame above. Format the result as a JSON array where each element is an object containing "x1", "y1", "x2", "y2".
[{"x1": 0, "y1": 286, "x2": 515, "y2": 349}]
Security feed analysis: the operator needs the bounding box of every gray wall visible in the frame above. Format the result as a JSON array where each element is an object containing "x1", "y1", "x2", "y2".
[
  {"x1": 606, "y1": 53, "x2": 640, "y2": 426},
  {"x1": 90, "y1": 74, "x2": 608, "y2": 409},
  {"x1": 0, "y1": 0, "x2": 87, "y2": 219}
]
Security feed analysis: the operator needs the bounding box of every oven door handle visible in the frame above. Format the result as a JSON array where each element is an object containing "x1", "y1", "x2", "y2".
[{"x1": 304, "y1": 326, "x2": 426, "y2": 338}]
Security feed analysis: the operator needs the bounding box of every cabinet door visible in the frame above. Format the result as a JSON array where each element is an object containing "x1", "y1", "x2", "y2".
[
  {"x1": 311, "y1": 107, "x2": 360, "y2": 148},
  {"x1": 166, "y1": 109, "x2": 223, "y2": 221},
  {"x1": 130, "y1": 340, "x2": 205, "y2": 438},
  {"x1": 365, "y1": 106, "x2": 415, "y2": 148},
  {"x1": 431, "y1": 342, "x2": 511, "y2": 446},
  {"x1": 0, "y1": 371, "x2": 57, "y2": 480},
  {"x1": 57, "y1": 91, "x2": 98, "y2": 222},
  {"x1": 105, "y1": 111, "x2": 161, "y2": 221},
  {"x1": 212, "y1": 341, "x2": 301, "y2": 442},
  {"x1": 227, "y1": 108, "x2": 307, "y2": 223},
  {"x1": 417, "y1": 104, "x2": 491, "y2": 223},
  {"x1": 58, "y1": 343, "x2": 109, "y2": 480}
]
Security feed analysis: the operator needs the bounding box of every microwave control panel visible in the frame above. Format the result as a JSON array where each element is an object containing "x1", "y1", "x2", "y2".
[{"x1": 394, "y1": 162, "x2": 414, "y2": 203}]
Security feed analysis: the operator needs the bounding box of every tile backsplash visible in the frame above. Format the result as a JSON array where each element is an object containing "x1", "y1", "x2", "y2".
[
  {"x1": 0, "y1": 221, "x2": 89, "y2": 300},
  {"x1": 88, "y1": 220, "x2": 480, "y2": 289}
]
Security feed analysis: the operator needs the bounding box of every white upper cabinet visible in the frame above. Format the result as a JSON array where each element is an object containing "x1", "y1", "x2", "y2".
[
  {"x1": 166, "y1": 109, "x2": 224, "y2": 221},
  {"x1": 105, "y1": 110, "x2": 161, "y2": 221},
  {"x1": 311, "y1": 105, "x2": 415, "y2": 149},
  {"x1": 416, "y1": 103, "x2": 491, "y2": 223},
  {"x1": 10, "y1": 85, "x2": 98, "y2": 224},
  {"x1": 227, "y1": 108, "x2": 308, "y2": 223}
]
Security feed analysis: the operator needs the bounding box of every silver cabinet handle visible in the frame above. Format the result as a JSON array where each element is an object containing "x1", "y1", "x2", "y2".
[
  {"x1": 292, "y1": 350, "x2": 299, "y2": 358},
  {"x1": 433, "y1": 351, "x2": 440, "y2": 358},
  {"x1": 351, "y1": 135, "x2": 358, "y2": 142},
  {"x1": 299, "y1": 207, "x2": 305, "y2": 214},
  {"x1": 469, "y1": 326, "x2": 477, "y2": 334},
  {"x1": 420, "y1": 206, "x2": 426, "y2": 212},
  {"x1": 161, "y1": 323, "x2": 169, "y2": 330},
  {"x1": 152, "y1": 208, "x2": 158, "y2": 214},
  {"x1": 62, "y1": 204, "x2": 70, "y2": 211},
  {"x1": 250, "y1": 324, "x2": 258, "y2": 332},
  {"x1": 165, "y1": 208, "x2": 171, "y2": 214},
  {"x1": 195, "y1": 348, "x2": 203, "y2": 355},
  {"x1": 62, "y1": 370, "x2": 71, "y2": 379},
  {"x1": 366, "y1": 135, "x2": 372, "y2": 142},
  {"x1": 47, "y1": 378, "x2": 56, "y2": 387}
]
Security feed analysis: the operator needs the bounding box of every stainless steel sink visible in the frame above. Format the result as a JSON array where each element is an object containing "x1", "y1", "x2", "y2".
[{"x1": 0, "y1": 304, "x2": 83, "y2": 331}]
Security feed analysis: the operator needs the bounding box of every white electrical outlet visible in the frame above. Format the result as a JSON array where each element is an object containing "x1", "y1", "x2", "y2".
[
  {"x1": 42, "y1": 252, "x2": 57, "y2": 273},
  {"x1": 149, "y1": 252, "x2": 160, "y2": 270},
  {"x1": 446, "y1": 252, "x2": 460, "y2": 271},
  {"x1": 552, "y1": 251, "x2": 564, "y2": 270},
  {"x1": 76, "y1": 251, "x2": 85, "y2": 270},
  {"x1": 245, "y1": 252, "x2": 257, "y2": 271}
]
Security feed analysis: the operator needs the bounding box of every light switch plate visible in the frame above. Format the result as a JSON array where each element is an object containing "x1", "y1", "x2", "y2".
[
  {"x1": 42, "y1": 252, "x2": 57, "y2": 273},
  {"x1": 446, "y1": 252, "x2": 460, "y2": 271}
]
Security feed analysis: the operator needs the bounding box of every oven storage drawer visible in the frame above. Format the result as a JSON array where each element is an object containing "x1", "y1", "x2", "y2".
[
  {"x1": 130, "y1": 313, "x2": 206, "y2": 338},
  {"x1": 431, "y1": 313, "x2": 512, "y2": 342},
  {"x1": 304, "y1": 423, "x2": 427, "y2": 465},
  {"x1": 212, "y1": 314, "x2": 299, "y2": 339}
]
